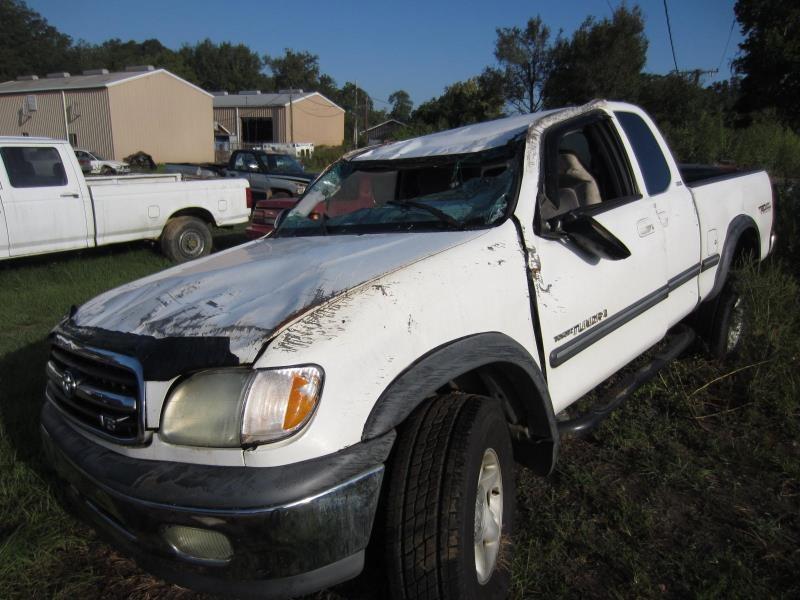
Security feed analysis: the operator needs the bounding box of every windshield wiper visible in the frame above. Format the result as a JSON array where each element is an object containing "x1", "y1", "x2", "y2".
[{"x1": 386, "y1": 200, "x2": 462, "y2": 229}]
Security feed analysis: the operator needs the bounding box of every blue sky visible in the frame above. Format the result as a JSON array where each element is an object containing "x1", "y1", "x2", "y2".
[{"x1": 28, "y1": 0, "x2": 742, "y2": 108}]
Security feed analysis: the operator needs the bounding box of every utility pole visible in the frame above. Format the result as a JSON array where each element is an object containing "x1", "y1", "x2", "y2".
[
  {"x1": 364, "y1": 94, "x2": 369, "y2": 144},
  {"x1": 353, "y1": 81, "x2": 358, "y2": 147}
]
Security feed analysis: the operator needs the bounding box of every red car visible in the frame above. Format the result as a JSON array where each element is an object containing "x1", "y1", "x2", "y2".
[{"x1": 245, "y1": 196, "x2": 299, "y2": 239}]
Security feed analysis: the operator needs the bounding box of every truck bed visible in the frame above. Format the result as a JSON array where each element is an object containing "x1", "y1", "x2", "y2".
[{"x1": 164, "y1": 163, "x2": 227, "y2": 178}]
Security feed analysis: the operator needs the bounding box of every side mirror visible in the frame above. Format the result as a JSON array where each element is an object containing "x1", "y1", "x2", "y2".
[{"x1": 554, "y1": 212, "x2": 631, "y2": 261}]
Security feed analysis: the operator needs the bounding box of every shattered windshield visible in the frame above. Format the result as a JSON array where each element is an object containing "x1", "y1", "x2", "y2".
[{"x1": 274, "y1": 143, "x2": 521, "y2": 236}]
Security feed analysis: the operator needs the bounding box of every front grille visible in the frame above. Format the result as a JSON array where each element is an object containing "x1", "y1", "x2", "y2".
[{"x1": 45, "y1": 336, "x2": 144, "y2": 443}]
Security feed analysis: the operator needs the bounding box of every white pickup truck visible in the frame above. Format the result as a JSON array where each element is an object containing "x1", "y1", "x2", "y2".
[
  {"x1": 40, "y1": 101, "x2": 775, "y2": 600},
  {"x1": 0, "y1": 137, "x2": 250, "y2": 263}
]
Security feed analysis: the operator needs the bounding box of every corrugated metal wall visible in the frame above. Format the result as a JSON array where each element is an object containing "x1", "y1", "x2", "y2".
[
  {"x1": 108, "y1": 71, "x2": 213, "y2": 163},
  {"x1": 65, "y1": 89, "x2": 113, "y2": 158},
  {"x1": 213, "y1": 106, "x2": 287, "y2": 143},
  {"x1": 0, "y1": 89, "x2": 114, "y2": 158}
]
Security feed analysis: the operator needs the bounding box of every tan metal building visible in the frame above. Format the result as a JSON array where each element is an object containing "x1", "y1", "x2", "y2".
[
  {"x1": 0, "y1": 67, "x2": 213, "y2": 163},
  {"x1": 213, "y1": 91, "x2": 344, "y2": 148}
]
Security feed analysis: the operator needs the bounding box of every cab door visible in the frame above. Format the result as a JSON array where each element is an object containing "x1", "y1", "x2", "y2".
[
  {"x1": 613, "y1": 109, "x2": 701, "y2": 325},
  {"x1": 530, "y1": 113, "x2": 670, "y2": 412},
  {"x1": 0, "y1": 144, "x2": 89, "y2": 257}
]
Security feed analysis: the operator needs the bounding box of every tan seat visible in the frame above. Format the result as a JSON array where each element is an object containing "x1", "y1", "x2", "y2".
[{"x1": 558, "y1": 152, "x2": 601, "y2": 207}]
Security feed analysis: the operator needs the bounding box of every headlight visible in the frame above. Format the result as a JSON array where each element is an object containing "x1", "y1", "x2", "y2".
[
  {"x1": 296, "y1": 184, "x2": 306, "y2": 195},
  {"x1": 160, "y1": 366, "x2": 322, "y2": 448}
]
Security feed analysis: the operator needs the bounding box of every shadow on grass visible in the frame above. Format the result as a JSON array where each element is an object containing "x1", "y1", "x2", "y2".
[{"x1": 0, "y1": 337, "x2": 51, "y2": 469}]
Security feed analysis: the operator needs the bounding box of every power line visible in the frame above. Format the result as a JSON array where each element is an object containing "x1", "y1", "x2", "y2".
[
  {"x1": 716, "y1": 17, "x2": 737, "y2": 73},
  {"x1": 663, "y1": 0, "x2": 679, "y2": 72}
]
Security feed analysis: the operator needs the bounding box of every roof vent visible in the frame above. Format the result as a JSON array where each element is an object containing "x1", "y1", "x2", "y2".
[
  {"x1": 16, "y1": 75, "x2": 39, "y2": 81},
  {"x1": 125, "y1": 65, "x2": 155, "y2": 72},
  {"x1": 211, "y1": 91, "x2": 229, "y2": 96},
  {"x1": 239, "y1": 90, "x2": 261, "y2": 95},
  {"x1": 82, "y1": 68, "x2": 110, "y2": 76},
  {"x1": 46, "y1": 72, "x2": 70, "y2": 79},
  {"x1": 278, "y1": 89, "x2": 304, "y2": 94}
]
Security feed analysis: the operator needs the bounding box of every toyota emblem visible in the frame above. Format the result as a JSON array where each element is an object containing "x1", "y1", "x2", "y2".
[{"x1": 61, "y1": 370, "x2": 78, "y2": 397}]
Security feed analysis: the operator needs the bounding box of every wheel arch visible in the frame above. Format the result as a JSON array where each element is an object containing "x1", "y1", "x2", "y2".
[
  {"x1": 164, "y1": 207, "x2": 217, "y2": 231},
  {"x1": 361, "y1": 332, "x2": 559, "y2": 475},
  {"x1": 704, "y1": 215, "x2": 760, "y2": 303}
]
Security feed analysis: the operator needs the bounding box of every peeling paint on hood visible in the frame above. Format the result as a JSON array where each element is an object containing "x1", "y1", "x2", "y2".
[{"x1": 72, "y1": 231, "x2": 488, "y2": 362}]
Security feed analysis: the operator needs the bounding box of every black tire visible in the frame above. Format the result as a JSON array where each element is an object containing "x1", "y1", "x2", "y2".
[
  {"x1": 160, "y1": 216, "x2": 212, "y2": 263},
  {"x1": 271, "y1": 189, "x2": 291, "y2": 199},
  {"x1": 700, "y1": 282, "x2": 746, "y2": 360},
  {"x1": 101, "y1": 165, "x2": 115, "y2": 175},
  {"x1": 385, "y1": 393, "x2": 514, "y2": 600}
]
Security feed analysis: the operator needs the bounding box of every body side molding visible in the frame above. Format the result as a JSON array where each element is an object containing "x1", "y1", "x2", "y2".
[
  {"x1": 549, "y1": 286, "x2": 668, "y2": 368},
  {"x1": 549, "y1": 215, "x2": 758, "y2": 369}
]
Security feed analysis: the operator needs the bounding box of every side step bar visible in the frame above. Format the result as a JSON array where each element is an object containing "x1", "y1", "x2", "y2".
[{"x1": 557, "y1": 324, "x2": 696, "y2": 437}]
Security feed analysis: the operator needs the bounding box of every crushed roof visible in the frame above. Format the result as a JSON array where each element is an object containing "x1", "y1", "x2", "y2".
[{"x1": 353, "y1": 109, "x2": 563, "y2": 161}]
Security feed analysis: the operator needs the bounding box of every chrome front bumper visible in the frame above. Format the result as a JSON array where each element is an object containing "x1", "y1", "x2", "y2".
[{"x1": 41, "y1": 401, "x2": 391, "y2": 599}]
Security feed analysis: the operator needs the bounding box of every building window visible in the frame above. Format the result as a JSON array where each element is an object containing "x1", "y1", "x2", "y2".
[
  {"x1": 241, "y1": 117, "x2": 273, "y2": 144},
  {"x1": 68, "y1": 133, "x2": 77, "y2": 147},
  {"x1": 0, "y1": 146, "x2": 68, "y2": 188}
]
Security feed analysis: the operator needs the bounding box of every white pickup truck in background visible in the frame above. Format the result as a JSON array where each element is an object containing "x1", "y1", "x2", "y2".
[
  {"x1": 41, "y1": 101, "x2": 775, "y2": 600},
  {"x1": 0, "y1": 137, "x2": 251, "y2": 262}
]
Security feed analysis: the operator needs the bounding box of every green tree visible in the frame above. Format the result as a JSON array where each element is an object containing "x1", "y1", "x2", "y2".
[
  {"x1": 388, "y1": 90, "x2": 413, "y2": 122},
  {"x1": 492, "y1": 16, "x2": 554, "y2": 113},
  {"x1": 0, "y1": 0, "x2": 77, "y2": 81},
  {"x1": 637, "y1": 73, "x2": 727, "y2": 163},
  {"x1": 414, "y1": 71, "x2": 505, "y2": 130},
  {"x1": 263, "y1": 49, "x2": 321, "y2": 91},
  {"x1": 544, "y1": 5, "x2": 647, "y2": 107},
  {"x1": 733, "y1": 0, "x2": 800, "y2": 130},
  {"x1": 74, "y1": 38, "x2": 193, "y2": 80},
  {"x1": 180, "y1": 40, "x2": 269, "y2": 92}
]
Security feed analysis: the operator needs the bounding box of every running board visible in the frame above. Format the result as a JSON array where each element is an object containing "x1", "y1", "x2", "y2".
[{"x1": 557, "y1": 324, "x2": 696, "y2": 437}]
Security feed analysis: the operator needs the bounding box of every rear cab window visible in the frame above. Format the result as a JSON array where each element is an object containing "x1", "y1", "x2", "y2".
[{"x1": 614, "y1": 111, "x2": 672, "y2": 196}]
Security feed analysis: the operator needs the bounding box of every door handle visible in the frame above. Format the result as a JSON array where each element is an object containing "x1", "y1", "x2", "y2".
[
  {"x1": 60, "y1": 193, "x2": 79, "y2": 198},
  {"x1": 637, "y1": 218, "x2": 655, "y2": 237}
]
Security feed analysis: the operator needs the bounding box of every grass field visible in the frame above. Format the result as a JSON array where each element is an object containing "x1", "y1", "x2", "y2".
[{"x1": 1, "y1": 188, "x2": 798, "y2": 599}]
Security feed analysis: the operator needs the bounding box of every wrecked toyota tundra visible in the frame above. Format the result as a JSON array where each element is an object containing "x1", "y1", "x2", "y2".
[{"x1": 41, "y1": 100, "x2": 775, "y2": 599}]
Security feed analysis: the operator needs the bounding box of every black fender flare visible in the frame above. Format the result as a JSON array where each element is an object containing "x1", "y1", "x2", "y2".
[
  {"x1": 361, "y1": 332, "x2": 559, "y2": 475},
  {"x1": 704, "y1": 215, "x2": 760, "y2": 303}
]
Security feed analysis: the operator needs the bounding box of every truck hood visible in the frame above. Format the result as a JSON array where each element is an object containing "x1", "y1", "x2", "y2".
[{"x1": 71, "y1": 231, "x2": 487, "y2": 365}]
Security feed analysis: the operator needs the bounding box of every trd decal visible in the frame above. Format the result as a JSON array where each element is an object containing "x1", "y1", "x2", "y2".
[
  {"x1": 758, "y1": 202, "x2": 771, "y2": 213},
  {"x1": 554, "y1": 309, "x2": 608, "y2": 343}
]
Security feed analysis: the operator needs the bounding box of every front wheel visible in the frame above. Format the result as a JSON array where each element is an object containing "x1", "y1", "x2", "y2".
[
  {"x1": 160, "y1": 216, "x2": 213, "y2": 263},
  {"x1": 385, "y1": 393, "x2": 515, "y2": 600}
]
